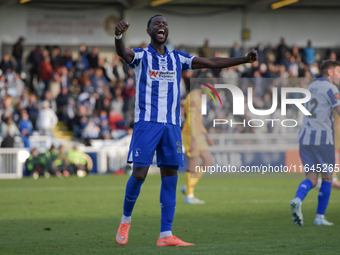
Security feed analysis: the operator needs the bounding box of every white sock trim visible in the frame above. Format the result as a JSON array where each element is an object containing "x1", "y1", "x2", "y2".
[
  {"x1": 159, "y1": 231, "x2": 172, "y2": 238},
  {"x1": 186, "y1": 194, "x2": 194, "y2": 199},
  {"x1": 121, "y1": 215, "x2": 131, "y2": 223},
  {"x1": 316, "y1": 214, "x2": 324, "y2": 219}
]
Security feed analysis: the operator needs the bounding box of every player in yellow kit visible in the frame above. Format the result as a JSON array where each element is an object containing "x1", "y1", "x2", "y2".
[{"x1": 181, "y1": 84, "x2": 214, "y2": 204}]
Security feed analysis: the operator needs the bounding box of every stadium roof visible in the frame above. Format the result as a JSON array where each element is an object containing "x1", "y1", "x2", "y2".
[{"x1": 1, "y1": 0, "x2": 340, "y2": 10}]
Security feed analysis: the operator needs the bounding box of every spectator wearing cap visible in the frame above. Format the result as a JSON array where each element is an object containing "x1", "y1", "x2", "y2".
[{"x1": 36, "y1": 101, "x2": 58, "y2": 136}]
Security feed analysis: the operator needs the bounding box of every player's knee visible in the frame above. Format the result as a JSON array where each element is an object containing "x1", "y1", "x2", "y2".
[
  {"x1": 321, "y1": 177, "x2": 332, "y2": 183},
  {"x1": 308, "y1": 178, "x2": 318, "y2": 187},
  {"x1": 132, "y1": 167, "x2": 148, "y2": 181},
  {"x1": 133, "y1": 172, "x2": 146, "y2": 181}
]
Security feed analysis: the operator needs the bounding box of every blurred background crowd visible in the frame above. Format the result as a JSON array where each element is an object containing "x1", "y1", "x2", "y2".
[{"x1": 0, "y1": 36, "x2": 339, "y2": 150}]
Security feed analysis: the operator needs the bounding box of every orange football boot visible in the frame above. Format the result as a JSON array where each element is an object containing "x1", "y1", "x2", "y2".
[
  {"x1": 116, "y1": 222, "x2": 131, "y2": 245},
  {"x1": 157, "y1": 235, "x2": 194, "y2": 247}
]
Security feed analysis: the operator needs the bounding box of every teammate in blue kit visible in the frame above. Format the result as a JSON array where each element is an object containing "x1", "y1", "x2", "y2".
[
  {"x1": 114, "y1": 15, "x2": 257, "y2": 246},
  {"x1": 291, "y1": 60, "x2": 340, "y2": 226}
]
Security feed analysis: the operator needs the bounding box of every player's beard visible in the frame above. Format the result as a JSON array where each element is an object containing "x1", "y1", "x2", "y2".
[{"x1": 150, "y1": 31, "x2": 168, "y2": 45}]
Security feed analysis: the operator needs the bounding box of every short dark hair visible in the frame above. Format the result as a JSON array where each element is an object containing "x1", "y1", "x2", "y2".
[
  {"x1": 147, "y1": 14, "x2": 163, "y2": 29},
  {"x1": 320, "y1": 60, "x2": 340, "y2": 76}
]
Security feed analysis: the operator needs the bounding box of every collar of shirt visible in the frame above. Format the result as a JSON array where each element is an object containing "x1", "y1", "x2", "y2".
[
  {"x1": 147, "y1": 44, "x2": 169, "y2": 57},
  {"x1": 318, "y1": 77, "x2": 331, "y2": 83}
]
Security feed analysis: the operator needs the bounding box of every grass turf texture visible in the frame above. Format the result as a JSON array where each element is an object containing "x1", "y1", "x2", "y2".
[{"x1": 1, "y1": 174, "x2": 340, "y2": 255}]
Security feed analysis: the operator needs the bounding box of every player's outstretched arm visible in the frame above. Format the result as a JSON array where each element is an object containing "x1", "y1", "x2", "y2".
[
  {"x1": 191, "y1": 48, "x2": 258, "y2": 69},
  {"x1": 115, "y1": 20, "x2": 134, "y2": 64}
]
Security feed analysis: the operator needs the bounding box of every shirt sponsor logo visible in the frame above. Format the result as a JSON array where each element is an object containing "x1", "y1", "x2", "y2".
[{"x1": 149, "y1": 69, "x2": 176, "y2": 81}]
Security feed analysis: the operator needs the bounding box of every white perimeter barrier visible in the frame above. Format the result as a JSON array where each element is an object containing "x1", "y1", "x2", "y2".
[{"x1": 0, "y1": 148, "x2": 29, "y2": 179}]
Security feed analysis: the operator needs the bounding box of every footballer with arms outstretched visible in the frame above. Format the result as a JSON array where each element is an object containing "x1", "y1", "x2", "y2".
[
  {"x1": 114, "y1": 14, "x2": 257, "y2": 247},
  {"x1": 291, "y1": 60, "x2": 340, "y2": 226}
]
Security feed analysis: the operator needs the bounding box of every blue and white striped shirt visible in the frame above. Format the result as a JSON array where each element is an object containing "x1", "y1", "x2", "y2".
[
  {"x1": 298, "y1": 78, "x2": 340, "y2": 145},
  {"x1": 128, "y1": 44, "x2": 195, "y2": 126}
]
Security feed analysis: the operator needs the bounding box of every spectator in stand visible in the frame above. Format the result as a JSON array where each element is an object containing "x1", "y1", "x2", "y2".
[
  {"x1": 2, "y1": 96, "x2": 14, "y2": 118},
  {"x1": 88, "y1": 47, "x2": 99, "y2": 69},
  {"x1": 0, "y1": 74, "x2": 7, "y2": 100},
  {"x1": 79, "y1": 44, "x2": 88, "y2": 57},
  {"x1": 12, "y1": 37, "x2": 25, "y2": 74},
  {"x1": 66, "y1": 97, "x2": 76, "y2": 130},
  {"x1": 18, "y1": 110, "x2": 33, "y2": 149},
  {"x1": 230, "y1": 43, "x2": 243, "y2": 58},
  {"x1": 288, "y1": 55, "x2": 299, "y2": 77},
  {"x1": 39, "y1": 56, "x2": 53, "y2": 94},
  {"x1": 27, "y1": 46, "x2": 43, "y2": 93},
  {"x1": 255, "y1": 43, "x2": 265, "y2": 64},
  {"x1": 51, "y1": 47, "x2": 63, "y2": 72},
  {"x1": 111, "y1": 87, "x2": 124, "y2": 114},
  {"x1": 91, "y1": 68, "x2": 108, "y2": 92},
  {"x1": 303, "y1": 40, "x2": 315, "y2": 65},
  {"x1": 82, "y1": 119, "x2": 100, "y2": 143},
  {"x1": 62, "y1": 49, "x2": 73, "y2": 69},
  {"x1": 99, "y1": 110, "x2": 111, "y2": 139},
  {"x1": 36, "y1": 100, "x2": 58, "y2": 136},
  {"x1": 74, "y1": 55, "x2": 89, "y2": 78},
  {"x1": 291, "y1": 45, "x2": 302, "y2": 64},
  {"x1": 101, "y1": 97, "x2": 111, "y2": 114},
  {"x1": 108, "y1": 109, "x2": 126, "y2": 139},
  {"x1": 98, "y1": 58, "x2": 111, "y2": 83},
  {"x1": 276, "y1": 37, "x2": 289, "y2": 65},
  {"x1": 0, "y1": 115, "x2": 20, "y2": 148},
  {"x1": 329, "y1": 52, "x2": 337, "y2": 61},
  {"x1": 44, "y1": 91, "x2": 57, "y2": 112},
  {"x1": 177, "y1": 45, "x2": 186, "y2": 54},
  {"x1": 0, "y1": 53, "x2": 14, "y2": 74},
  {"x1": 199, "y1": 39, "x2": 211, "y2": 58},
  {"x1": 74, "y1": 104, "x2": 88, "y2": 138},
  {"x1": 9, "y1": 73, "x2": 24, "y2": 99},
  {"x1": 123, "y1": 77, "x2": 136, "y2": 100},
  {"x1": 27, "y1": 94, "x2": 39, "y2": 130},
  {"x1": 56, "y1": 87, "x2": 69, "y2": 119},
  {"x1": 112, "y1": 54, "x2": 125, "y2": 81}
]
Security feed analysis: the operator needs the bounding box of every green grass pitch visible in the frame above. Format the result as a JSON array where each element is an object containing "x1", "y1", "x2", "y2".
[{"x1": 1, "y1": 174, "x2": 340, "y2": 254}]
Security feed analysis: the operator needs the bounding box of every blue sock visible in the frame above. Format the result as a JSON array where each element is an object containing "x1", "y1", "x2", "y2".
[
  {"x1": 295, "y1": 179, "x2": 313, "y2": 202},
  {"x1": 317, "y1": 181, "x2": 332, "y2": 215},
  {"x1": 160, "y1": 176, "x2": 178, "y2": 233},
  {"x1": 123, "y1": 175, "x2": 144, "y2": 217}
]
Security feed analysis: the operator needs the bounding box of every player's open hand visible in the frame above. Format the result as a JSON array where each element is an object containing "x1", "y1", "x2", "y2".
[
  {"x1": 246, "y1": 48, "x2": 258, "y2": 63},
  {"x1": 115, "y1": 20, "x2": 130, "y2": 35}
]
